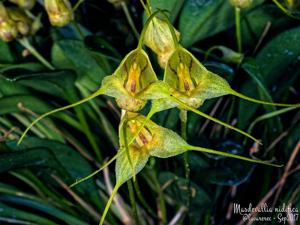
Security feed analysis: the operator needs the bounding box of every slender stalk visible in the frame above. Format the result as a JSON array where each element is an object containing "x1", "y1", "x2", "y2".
[
  {"x1": 127, "y1": 180, "x2": 140, "y2": 225},
  {"x1": 99, "y1": 184, "x2": 121, "y2": 225},
  {"x1": 72, "y1": 21, "x2": 85, "y2": 40},
  {"x1": 187, "y1": 145, "x2": 283, "y2": 167},
  {"x1": 73, "y1": 0, "x2": 84, "y2": 11},
  {"x1": 18, "y1": 38, "x2": 55, "y2": 70},
  {"x1": 247, "y1": 107, "x2": 297, "y2": 137},
  {"x1": 140, "y1": 0, "x2": 152, "y2": 16},
  {"x1": 121, "y1": 2, "x2": 139, "y2": 40},
  {"x1": 180, "y1": 110, "x2": 191, "y2": 209},
  {"x1": 133, "y1": 179, "x2": 157, "y2": 217},
  {"x1": 235, "y1": 7, "x2": 242, "y2": 53}
]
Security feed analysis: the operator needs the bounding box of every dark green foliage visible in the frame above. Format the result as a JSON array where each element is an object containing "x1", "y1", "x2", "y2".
[{"x1": 0, "y1": 0, "x2": 299, "y2": 225}]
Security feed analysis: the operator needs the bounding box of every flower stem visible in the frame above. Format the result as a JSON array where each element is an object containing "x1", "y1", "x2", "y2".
[
  {"x1": 235, "y1": 7, "x2": 242, "y2": 53},
  {"x1": 180, "y1": 110, "x2": 191, "y2": 209},
  {"x1": 18, "y1": 37, "x2": 55, "y2": 70},
  {"x1": 73, "y1": 0, "x2": 84, "y2": 11},
  {"x1": 127, "y1": 180, "x2": 140, "y2": 225},
  {"x1": 121, "y1": 2, "x2": 139, "y2": 40}
]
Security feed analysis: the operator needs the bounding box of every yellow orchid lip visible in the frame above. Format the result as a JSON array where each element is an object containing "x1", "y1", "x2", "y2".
[
  {"x1": 101, "y1": 48, "x2": 158, "y2": 112},
  {"x1": 127, "y1": 119, "x2": 153, "y2": 148}
]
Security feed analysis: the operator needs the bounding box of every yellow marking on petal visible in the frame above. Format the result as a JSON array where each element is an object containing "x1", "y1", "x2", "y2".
[
  {"x1": 125, "y1": 63, "x2": 142, "y2": 96},
  {"x1": 127, "y1": 120, "x2": 153, "y2": 148},
  {"x1": 176, "y1": 63, "x2": 195, "y2": 95}
]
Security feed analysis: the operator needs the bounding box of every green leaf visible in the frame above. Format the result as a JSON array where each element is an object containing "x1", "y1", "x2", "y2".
[
  {"x1": 0, "y1": 95, "x2": 52, "y2": 115},
  {"x1": 0, "y1": 63, "x2": 45, "y2": 74},
  {"x1": 178, "y1": 0, "x2": 264, "y2": 47},
  {"x1": 256, "y1": 26, "x2": 300, "y2": 86},
  {"x1": 0, "y1": 75, "x2": 29, "y2": 96},
  {"x1": 239, "y1": 59, "x2": 282, "y2": 131},
  {"x1": 0, "y1": 40, "x2": 14, "y2": 63},
  {"x1": 0, "y1": 202, "x2": 59, "y2": 225},
  {"x1": 158, "y1": 172, "x2": 211, "y2": 223},
  {"x1": 0, "y1": 196, "x2": 88, "y2": 225},
  {"x1": 0, "y1": 147, "x2": 69, "y2": 177},
  {"x1": 8, "y1": 137, "x2": 103, "y2": 209},
  {"x1": 238, "y1": 26, "x2": 300, "y2": 128},
  {"x1": 241, "y1": 5, "x2": 293, "y2": 47},
  {"x1": 14, "y1": 70, "x2": 77, "y2": 98},
  {"x1": 179, "y1": 0, "x2": 233, "y2": 46},
  {"x1": 51, "y1": 40, "x2": 107, "y2": 90}
]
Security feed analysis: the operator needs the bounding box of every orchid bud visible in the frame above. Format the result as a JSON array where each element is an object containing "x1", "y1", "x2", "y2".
[
  {"x1": 144, "y1": 17, "x2": 180, "y2": 68},
  {"x1": 229, "y1": 0, "x2": 253, "y2": 9},
  {"x1": 7, "y1": 8, "x2": 32, "y2": 36},
  {"x1": 9, "y1": 0, "x2": 36, "y2": 10},
  {"x1": 44, "y1": 0, "x2": 74, "y2": 27},
  {"x1": 0, "y1": 20, "x2": 18, "y2": 41},
  {"x1": 0, "y1": 4, "x2": 18, "y2": 42}
]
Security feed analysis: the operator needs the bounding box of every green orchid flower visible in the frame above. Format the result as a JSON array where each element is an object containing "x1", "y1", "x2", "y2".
[{"x1": 71, "y1": 112, "x2": 281, "y2": 225}]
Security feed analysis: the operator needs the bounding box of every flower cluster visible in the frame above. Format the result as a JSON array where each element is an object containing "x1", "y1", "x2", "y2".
[
  {"x1": 0, "y1": 0, "x2": 74, "y2": 42},
  {"x1": 17, "y1": 8, "x2": 299, "y2": 225}
]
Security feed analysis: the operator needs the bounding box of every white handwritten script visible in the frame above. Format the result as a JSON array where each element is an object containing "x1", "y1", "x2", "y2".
[{"x1": 233, "y1": 203, "x2": 299, "y2": 224}]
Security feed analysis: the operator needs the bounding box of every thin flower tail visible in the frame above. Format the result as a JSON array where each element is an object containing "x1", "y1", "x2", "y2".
[
  {"x1": 170, "y1": 95, "x2": 262, "y2": 144},
  {"x1": 18, "y1": 88, "x2": 104, "y2": 145},
  {"x1": 69, "y1": 148, "x2": 126, "y2": 188},
  {"x1": 186, "y1": 145, "x2": 283, "y2": 167},
  {"x1": 229, "y1": 89, "x2": 300, "y2": 107}
]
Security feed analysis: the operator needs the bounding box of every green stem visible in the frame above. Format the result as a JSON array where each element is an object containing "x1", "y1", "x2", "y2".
[
  {"x1": 18, "y1": 38, "x2": 55, "y2": 70},
  {"x1": 127, "y1": 180, "x2": 140, "y2": 225},
  {"x1": 133, "y1": 179, "x2": 156, "y2": 217},
  {"x1": 121, "y1": 2, "x2": 139, "y2": 40},
  {"x1": 235, "y1": 7, "x2": 242, "y2": 53},
  {"x1": 73, "y1": 0, "x2": 84, "y2": 11},
  {"x1": 139, "y1": 0, "x2": 152, "y2": 16},
  {"x1": 247, "y1": 107, "x2": 297, "y2": 136},
  {"x1": 99, "y1": 184, "x2": 121, "y2": 225},
  {"x1": 272, "y1": 0, "x2": 300, "y2": 19},
  {"x1": 180, "y1": 110, "x2": 191, "y2": 209},
  {"x1": 187, "y1": 145, "x2": 283, "y2": 167},
  {"x1": 72, "y1": 21, "x2": 85, "y2": 40}
]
